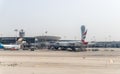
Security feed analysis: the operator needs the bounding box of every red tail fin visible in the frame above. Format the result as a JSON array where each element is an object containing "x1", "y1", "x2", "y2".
[{"x1": 81, "y1": 25, "x2": 88, "y2": 45}]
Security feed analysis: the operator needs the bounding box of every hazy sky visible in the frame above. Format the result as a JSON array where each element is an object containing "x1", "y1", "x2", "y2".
[{"x1": 0, "y1": 0, "x2": 120, "y2": 41}]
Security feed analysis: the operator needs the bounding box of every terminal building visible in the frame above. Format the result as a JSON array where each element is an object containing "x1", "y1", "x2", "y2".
[
  {"x1": 35, "y1": 36, "x2": 60, "y2": 42},
  {"x1": 0, "y1": 29, "x2": 60, "y2": 46},
  {"x1": 0, "y1": 29, "x2": 35, "y2": 44},
  {"x1": 0, "y1": 37, "x2": 35, "y2": 44},
  {"x1": 0, "y1": 36, "x2": 60, "y2": 44},
  {"x1": 88, "y1": 41, "x2": 120, "y2": 48}
]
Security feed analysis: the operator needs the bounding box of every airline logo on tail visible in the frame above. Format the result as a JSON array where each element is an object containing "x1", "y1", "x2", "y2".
[{"x1": 81, "y1": 25, "x2": 88, "y2": 45}]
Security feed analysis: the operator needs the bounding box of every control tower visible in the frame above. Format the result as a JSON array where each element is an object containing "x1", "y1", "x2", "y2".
[{"x1": 19, "y1": 29, "x2": 25, "y2": 38}]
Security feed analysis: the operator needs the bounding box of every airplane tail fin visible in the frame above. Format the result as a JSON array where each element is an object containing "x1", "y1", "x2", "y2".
[
  {"x1": 0, "y1": 43, "x2": 4, "y2": 48},
  {"x1": 81, "y1": 25, "x2": 88, "y2": 45},
  {"x1": 16, "y1": 38, "x2": 23, "y2": 44}
]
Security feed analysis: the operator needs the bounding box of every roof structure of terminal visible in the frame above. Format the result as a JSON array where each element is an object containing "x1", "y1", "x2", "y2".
[{"x1": 35, "y1": 36, "x2": 61, "y2": 41}]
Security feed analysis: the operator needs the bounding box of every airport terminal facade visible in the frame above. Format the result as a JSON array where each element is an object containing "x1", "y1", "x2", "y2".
[
  {"x1": 0, "y1": 37, "x2": 35, "y2": 44},
  {"x1": 0, "y1": 36, "x2": 60, "y2": 44},
  {"x1": 0, "y1": 29, "x2": 61, "y2": 47}
]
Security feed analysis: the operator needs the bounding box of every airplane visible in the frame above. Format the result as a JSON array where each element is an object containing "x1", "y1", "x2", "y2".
[
  {"x1": 48, "y1": 25, "x2": 88, "y2": 51},
  {"x1": 0, "y1": 43, "x2": 21, "y2": 50},
  {"x1": 0, "y1": 38, "x2": 24, "y2": 50}
]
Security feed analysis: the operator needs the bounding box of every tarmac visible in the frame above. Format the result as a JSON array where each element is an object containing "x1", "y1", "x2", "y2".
[{"x1": 0, "y1": 48, "x2": 120, "y2": 74}]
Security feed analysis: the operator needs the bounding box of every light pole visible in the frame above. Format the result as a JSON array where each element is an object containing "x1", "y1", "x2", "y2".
[
  {"x1": 45, "y1": 31, "x2": 47, "y2": 40},
  {"x1": 14, "y1": 29, "x2": 18, "y2": 43},
  {"x1": 108, "y1": 35, "x2": 111, "y2": 47},
  {"x1": 45, "y1": 31, "x2": 48, "y2": 48}
]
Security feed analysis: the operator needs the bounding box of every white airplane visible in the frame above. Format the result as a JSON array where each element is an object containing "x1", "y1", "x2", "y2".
[
  {"x1": 49, "y1": 25, "x2": 88, "y2": 51},
  {"x1": 1, "y1": 44, "x2": 21, "y2": 50},
  {"x1": 0, "y1": 38, "x2": 24, "y2": 50}
]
